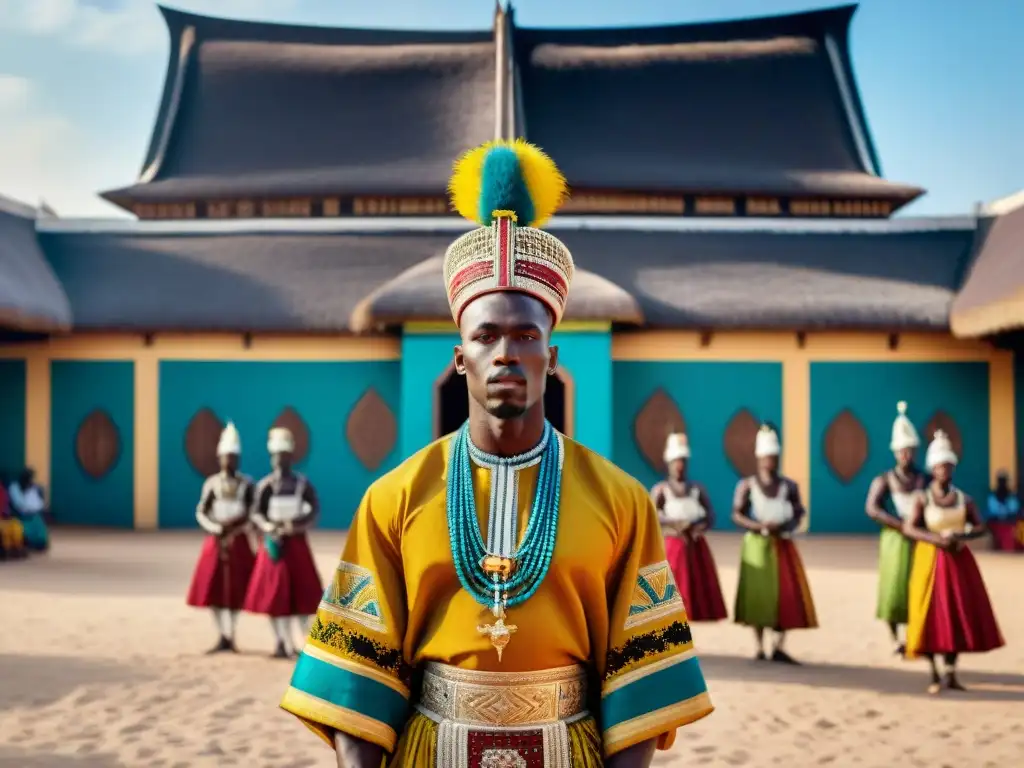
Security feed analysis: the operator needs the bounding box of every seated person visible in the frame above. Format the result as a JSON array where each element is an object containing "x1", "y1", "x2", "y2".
[
  {"x1": 985, "y1": 470, "x2": 1022, "y2": 552},
  {"x1": 0, "y1": 473, "x2": 27, "y2": 559},
  {"x1": 8, "y1": 468, "x2": 49, "y2": 552}
]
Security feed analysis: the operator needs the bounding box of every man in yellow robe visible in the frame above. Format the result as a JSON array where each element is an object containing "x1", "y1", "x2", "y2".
[{"x1": 280, "y1": 140, "x2": 713, "y2": 767}]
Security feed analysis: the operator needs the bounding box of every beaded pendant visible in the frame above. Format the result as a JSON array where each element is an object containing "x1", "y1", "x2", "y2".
[{"x1": 446, "y1": 421, "x2": 562, "y2": 660}]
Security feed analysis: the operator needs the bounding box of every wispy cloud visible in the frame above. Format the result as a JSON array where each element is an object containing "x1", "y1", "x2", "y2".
[
  {"x1": 0, "y1": 73, "x2": 32, "y2": 110},
  {"x1": 0, "y1": 74, "x2": 79, "y2": 210},
  {"x1": 0, "y1": 73, "x2": 119, "y2": 215},
  {"x1": 0, "y1": 0, "x2": 301, "y2": 56}
]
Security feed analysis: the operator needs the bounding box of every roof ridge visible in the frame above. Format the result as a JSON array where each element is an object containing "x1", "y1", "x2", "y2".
[{"x1": 36, "y1": 214, "x2": 978, "y2": 237}]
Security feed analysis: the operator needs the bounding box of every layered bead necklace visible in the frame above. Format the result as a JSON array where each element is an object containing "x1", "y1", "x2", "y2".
[{"x1": 446, "y1": 420, "x2": 563, "y2": 660}]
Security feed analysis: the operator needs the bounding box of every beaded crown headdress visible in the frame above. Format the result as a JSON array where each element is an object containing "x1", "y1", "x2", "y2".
[{"x1": 444, "y1": 139, "x2": 574, "y2": 326}]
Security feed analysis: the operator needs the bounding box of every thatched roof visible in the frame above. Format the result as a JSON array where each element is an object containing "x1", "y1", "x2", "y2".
[
  {"x1": 102, "y1": 4, "x2": 920, "y2": 213},
  {"x1": 349, "y1": 254, "x2": 645, "y2": 331},
  {"x1": 516, "y1": 4, "x2": 918, "y2": 205},
  {"x1": 0, "y1": 197, "x2": 72, "y2": 332},
  {"x1": 39, "y1": 227, "x2": 448, "y2": 332},
  {"x1": 36, "y1": 217, "x2": 977, "y2": 333},
  {"x1": 950, "y1": 191, "x2": 1024, "y2": 338},
  {"x1": 103, "y1": 6, "x2": 495, "y2": 208},
  {"x1": 556, "y1": 224, "x2": 974, "y2": 330}
]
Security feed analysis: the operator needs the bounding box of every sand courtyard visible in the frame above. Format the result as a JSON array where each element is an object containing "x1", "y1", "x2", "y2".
[{"x1": 1, "y1": 530, "x2": 1021, "y2": 768}]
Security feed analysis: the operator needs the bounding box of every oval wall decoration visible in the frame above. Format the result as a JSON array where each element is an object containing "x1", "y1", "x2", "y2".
[
  {"x1": 823, "y1": 409, "x2": 869, "y2": 483},
  {"x1": 633, "y1": 388, "x2": 685, "y2": 474},
  {"x1": 723, "y1": 408, "x2": 761, "y2": 478},
  {"x1": 924, "y1": 411, "x2": 962, "y2": 458},
  {"x1": 184, "y1": 407, "x2": 224, "y2": 478},
  {"x1": 75, "y1": 409, "x2": 121, "y2": 480},
  {"x1": 346, "y1": 388, "x2": 398, "y2": 471},
  {"x1": 271, "y1": 407, "x2": 310, "y2": 464}
]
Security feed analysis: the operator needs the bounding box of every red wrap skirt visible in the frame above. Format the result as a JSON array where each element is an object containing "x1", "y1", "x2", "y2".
[
  {"x1": 186, "y1": 534, "x2": 255, "y2": 610},
  {"x1": 988, "y1": 521, "x2": 1022, "y2": 552},
  {"x1": 243, "y1": 534, "x2": 323, "y2": 617},
  {"x1": 906, "y1": 542, "x2": 1005, "y2": 657},
  {"x1": 664, "y1": 534, "x2": 728, "y2": 621}
]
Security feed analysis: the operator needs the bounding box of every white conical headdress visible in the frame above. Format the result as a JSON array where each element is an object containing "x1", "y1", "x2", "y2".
[
  {"x1": 925, "y1": 429, "x2": 958, "y2": 470},
  {"x1": 754, "y1": 424, "x2": 781, "y2": 458},
  {"x1": 663, "y1": 433, "x2": 690, "y2": 463},
  {"x1": 267, "y1": 427, "x2": 295, "y2": 455},
  {"x1": 216, "y1": 421, "x2": 241, "y2": 456},
  {"x1": 889, "y1": 400, "x2": 920, "y2": 452}
]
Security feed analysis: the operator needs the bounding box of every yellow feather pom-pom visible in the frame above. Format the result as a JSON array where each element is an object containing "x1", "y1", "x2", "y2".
[
  {"x1": 449, "y1": 143, "x2": 490, "y2": 225},
  {"x1": 510, "y1": 138, "x2": 568, "y2": 227},
  {"x1": 447, "y1": 139, "x2": 569, "y2": 228}
]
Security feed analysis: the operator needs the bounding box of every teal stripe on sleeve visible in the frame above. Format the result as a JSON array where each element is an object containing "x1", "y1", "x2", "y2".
[
  {"x1": 602, "y1": 655, "x2": 709, "y2": 730},
  {"x1": 289, "y1": 652, "x2": 409, "y2": 730}
]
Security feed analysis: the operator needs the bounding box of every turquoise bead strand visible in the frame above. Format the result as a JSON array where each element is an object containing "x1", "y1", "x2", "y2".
[{"x1": 446, "y1": 421, "x2": 562, "y2": 609}]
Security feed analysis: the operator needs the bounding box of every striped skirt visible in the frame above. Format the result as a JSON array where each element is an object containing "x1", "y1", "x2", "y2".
[
  {"x1": 734, "y1": 533, "x2": 818, "y2": 631},
  {"x1": 906, "y1": 542, "x2": 1004, "y2": 657}
]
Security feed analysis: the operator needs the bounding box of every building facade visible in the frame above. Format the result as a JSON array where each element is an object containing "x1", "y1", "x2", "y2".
[{"x1": 1, "y1": 4, "x2": 1021, "y2": 533}]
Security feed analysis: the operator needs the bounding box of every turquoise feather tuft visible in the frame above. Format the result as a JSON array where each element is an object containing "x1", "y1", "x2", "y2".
[{"x1": 477, "y1": 146, "x2": 535, "y2": 225}]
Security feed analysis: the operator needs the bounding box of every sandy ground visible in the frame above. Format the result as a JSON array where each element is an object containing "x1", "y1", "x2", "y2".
[{"x1": 0, "y1": 531, "x2": 1021, "y2": 768}]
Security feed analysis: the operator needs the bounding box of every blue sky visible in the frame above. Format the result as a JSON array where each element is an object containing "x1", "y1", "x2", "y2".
[{"x1": 0, "y1": 0, "x2": 1020, "y2": 218}]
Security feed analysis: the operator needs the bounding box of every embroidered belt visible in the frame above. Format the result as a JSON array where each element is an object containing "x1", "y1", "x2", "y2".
[{"x1": 416, "y1": 663, "x2": 589, "y2": 768}]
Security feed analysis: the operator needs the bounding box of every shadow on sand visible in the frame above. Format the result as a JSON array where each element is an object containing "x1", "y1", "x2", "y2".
[
  {"x1": 0, "y1": 747, "x2": 123, "y2": 768},
  {"x1": 0, "y1": 654, "x2": 153, "y2": 712},
  {"x1": 699, "y1": 652, "x2": 1024, "y2": 702}
]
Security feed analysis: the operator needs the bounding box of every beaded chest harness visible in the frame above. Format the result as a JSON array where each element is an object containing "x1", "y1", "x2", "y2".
[{"x1": 446, "y1": 421, "x2": 564, "y2": 661}]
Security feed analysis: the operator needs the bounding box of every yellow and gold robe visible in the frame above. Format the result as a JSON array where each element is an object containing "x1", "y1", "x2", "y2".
[{"x1": 281, "y1": 433, "x2": 712, "y2": 759}]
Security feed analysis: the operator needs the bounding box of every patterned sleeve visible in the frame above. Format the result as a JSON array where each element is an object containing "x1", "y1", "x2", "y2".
[
  {"x1": 280, "y1": 481, "x2": 410, "y2": 752},
  {"x1": 600, "y1": 482, "x2": 714, "y2": 757}
]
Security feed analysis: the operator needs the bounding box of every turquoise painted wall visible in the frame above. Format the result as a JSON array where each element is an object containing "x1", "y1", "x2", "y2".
[
  {"x1": 399, "y1": 330, "x2": 613, "y2": 458},
  {"x1": 810, "y1": 362, "x2": 990, "y2": 534},
  {"x1": 158, "y1": 361, "x2": 401, "y2": 529},
  {"x1": 612, "y1": 361, "x2": 784, "y2": 531},
  {"x1": 554, "y1": 331, "x2": 612, "y2": 458},
  {"x1": 50, "y1": 361, "x2": 135, "y2": 527},
  {"x1": 400, "y1": 333, "x2": 457, "y2": 459},
  {"x1": 0, "y1": 359, "x2": 26, "y2": 481}
]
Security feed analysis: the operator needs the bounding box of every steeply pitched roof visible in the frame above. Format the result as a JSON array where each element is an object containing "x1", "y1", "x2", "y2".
[
  {"x1": 39, "y1": 227, "x2": 448, "y2": 332},
  {"x1": 514, "y1": 5, "x2": 921, "y2": 205},
  {"x1": 101, "y1": 4, "x2": 923, "y2": 214},
  {"x1": 950, "y1": 191, "x2": 1024, "y2": 338},
  {"x1": 102, "y1": 6, "x2": 496, "y2": 207},
  {"x1": 0, "y1": 196, "x2": 72, "y2": 331}
]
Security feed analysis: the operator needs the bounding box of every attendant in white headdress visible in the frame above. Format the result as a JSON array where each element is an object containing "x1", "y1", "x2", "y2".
[
  {"x1": 185, "y1": 422, "x2": 256, "y2": 653},
  {"x1": 904, "y1": 430, "x2": 1004, "y2": 693},
  {"x1": 732, "y1": 424, "x2": 817, "y2": 664},
  {"x1": 865, "y1": 401, "x2": 928, "y2": 654},
  {"x1": 651, "y1": 433, "x2": 727, "y2": 621},
  {"x1": 243, "y1": 426, "x2": 323, "y2": 658}
]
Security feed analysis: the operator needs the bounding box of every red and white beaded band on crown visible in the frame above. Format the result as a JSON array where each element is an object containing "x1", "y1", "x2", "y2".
[{"x1": 444, "y1": 217, "x2": 574, "y2": 327}]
